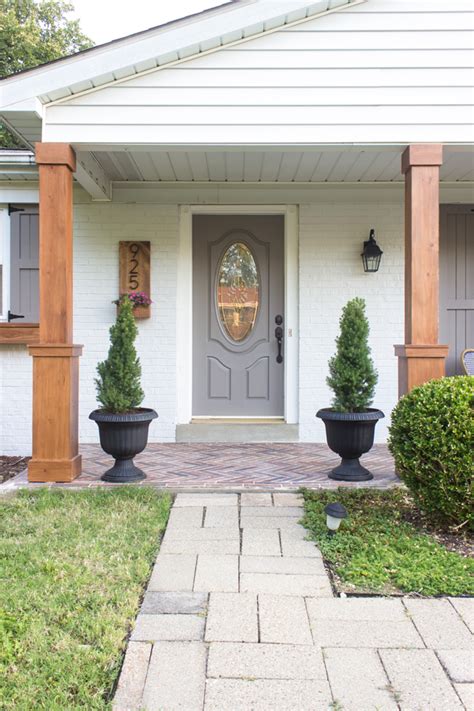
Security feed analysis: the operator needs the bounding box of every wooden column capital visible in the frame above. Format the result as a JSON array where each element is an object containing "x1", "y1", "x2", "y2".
[
  {"x1": 35, "y1": 142, "x2": 76, "y2": 171},
  {"x1": 401, "y1": 144, "x2": 443, "y2": 174}
]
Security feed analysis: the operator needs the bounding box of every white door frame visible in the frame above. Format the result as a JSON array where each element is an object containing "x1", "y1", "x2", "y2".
[{"x1": 177, "y1": 204, "x2": 299, "y2": 424}]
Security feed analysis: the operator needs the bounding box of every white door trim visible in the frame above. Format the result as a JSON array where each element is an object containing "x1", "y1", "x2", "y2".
[{"x1": 177, "y1": 204, "x2": 299, "y2": 424}]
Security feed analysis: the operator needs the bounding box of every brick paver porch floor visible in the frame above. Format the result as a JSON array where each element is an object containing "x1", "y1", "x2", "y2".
[{"x1": 5, "y1": 443, "x2": 398, "y2": 491}]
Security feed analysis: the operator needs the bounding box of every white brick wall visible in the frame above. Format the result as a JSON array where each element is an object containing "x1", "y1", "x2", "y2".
[
  {"x1": 0, "y1": 203, "x2": 179, "y2": 455},
  {"x1": 0, "y1": 345, "x2": 33, "y2": 455},
  {"x1": 298, "y1": 202, "x2": 404, "y2": 443},
  {"x1": 0, "y1": 196, "x2": 404, "y2": 454},
  {"x1": 74, "y1": 203, "x2": 179, "y2": 444}
]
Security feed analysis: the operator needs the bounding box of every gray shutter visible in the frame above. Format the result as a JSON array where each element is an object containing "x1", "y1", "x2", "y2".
[
  {"x1": 10, "y1": 207, "x2": 39, "y2": 323},
  {"x1": 440, "y1": 205, "x2": 474, "y2": 376}
]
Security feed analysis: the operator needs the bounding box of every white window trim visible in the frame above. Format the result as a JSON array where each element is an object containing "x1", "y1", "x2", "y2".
[{"x1": 177, "y1": 204, "x2": 299, "y2": 424}]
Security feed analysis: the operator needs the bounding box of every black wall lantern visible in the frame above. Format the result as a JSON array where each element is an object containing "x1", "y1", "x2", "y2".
[{"x1": 361, "y1": 229, "x2": 383, "y2": 273}]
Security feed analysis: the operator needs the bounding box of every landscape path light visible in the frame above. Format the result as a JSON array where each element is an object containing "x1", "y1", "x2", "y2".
[{"x1": 324, "y1": 502, "x2": 348, "y2": 535}]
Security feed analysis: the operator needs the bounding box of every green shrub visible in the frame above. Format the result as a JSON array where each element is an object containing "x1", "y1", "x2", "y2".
[
  {"x1": 388, "y1": 376, "x2": 474, "y2": 530},
  {"x1": 95, "y1": 297, "x2": 144, "y2": 412},
  {"x1": 327, "y1": 297, "x2": 378, "y2": 411}
]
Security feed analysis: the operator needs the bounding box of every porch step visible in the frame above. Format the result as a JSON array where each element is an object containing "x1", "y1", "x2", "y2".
[{"x1": 175, "y1": 423, "x2": 299, "y2": 443}]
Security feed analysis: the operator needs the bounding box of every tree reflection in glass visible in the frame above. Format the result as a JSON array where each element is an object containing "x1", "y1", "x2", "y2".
[{"x1": 217, "y1": 242, "x2": 259, "y2": 342}]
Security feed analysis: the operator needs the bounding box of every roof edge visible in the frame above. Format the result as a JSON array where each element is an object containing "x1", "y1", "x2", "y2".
[
  {"x1": 0, "y1": 0, "x2": 361, "y2": 111},
  {"x1": 0, "y1": 0, "x2": 238, "y2": 84}
]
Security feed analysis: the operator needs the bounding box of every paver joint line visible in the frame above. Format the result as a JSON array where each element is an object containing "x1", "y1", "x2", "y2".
[{"x1": 112, "y1": 492, "x2": 470, "y2": 711}]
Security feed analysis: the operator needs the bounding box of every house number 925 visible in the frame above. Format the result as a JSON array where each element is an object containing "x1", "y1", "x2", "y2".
[{"x1": 128, "y1": 243, "x2": 140, "y2": 290}]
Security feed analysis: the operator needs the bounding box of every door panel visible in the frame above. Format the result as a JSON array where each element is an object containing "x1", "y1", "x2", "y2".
[
  {"x1": 246, "y1": 356, "x2": 270, "y2": 399},
  {"x1": 440, "y1": 205, "x2": 474, "y2": 375},
  {"x1": 193, "y1": 215, "x2": 284, "y2": 416}
]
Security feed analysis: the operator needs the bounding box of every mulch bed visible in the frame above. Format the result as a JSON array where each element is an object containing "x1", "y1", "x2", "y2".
[
  {"x1": 0, "y1": 456, "x2": 30, "y2": 484},
  {"x1": 400, "y1": 503, "x2": 473, "y2": 559}
]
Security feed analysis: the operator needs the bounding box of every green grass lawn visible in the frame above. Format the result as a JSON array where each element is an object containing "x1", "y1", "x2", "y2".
[
  {"x1": 301, "y1": 488, "x2": 474, "y2": 597},
  {"x1": 0, "y1": 488, "x2": 171, "y2": 710}
]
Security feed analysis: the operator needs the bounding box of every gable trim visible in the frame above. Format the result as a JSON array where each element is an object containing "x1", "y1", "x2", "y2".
[{"x1": 0, "y1": 0, "x2": 363, "y2": 111}]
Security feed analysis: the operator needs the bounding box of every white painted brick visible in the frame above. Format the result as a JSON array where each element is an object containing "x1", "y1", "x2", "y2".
[
  {"x1": 73, "y1": 203, "x2": 179, "y2": 445},
  {"x1": 0, "y1": 345, "x2": 33, "y2": 454},
  {"x1": 0, "y1": 197, "x2": 404, "y2": 452},
  {"x1": 298, "y1": 202, "x2": 404, "y2": 443}
]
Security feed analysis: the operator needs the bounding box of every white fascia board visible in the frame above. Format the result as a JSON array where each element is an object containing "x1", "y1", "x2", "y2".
[
  {"x1": 0, "y1": 97, "x2": 44, "y2": 115},
  {"x1": 0, "y1": 186, "x2": 39, "y2": 203},
  {"x1": 0, "y1": 0, "x2": 356, "y2": 110}
]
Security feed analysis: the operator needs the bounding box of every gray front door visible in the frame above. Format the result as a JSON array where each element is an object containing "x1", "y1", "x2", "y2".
[
  {"x1": 440, "y1": 205, "x2": 474, "y2": 375},
  {"x1": 193, "y1": 215, "x2": 284, "y2": 416}
]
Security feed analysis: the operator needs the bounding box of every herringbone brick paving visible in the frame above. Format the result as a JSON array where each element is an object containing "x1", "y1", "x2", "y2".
[{"x1": 4, "y1": 443, "x2": 398, "y2": 490}]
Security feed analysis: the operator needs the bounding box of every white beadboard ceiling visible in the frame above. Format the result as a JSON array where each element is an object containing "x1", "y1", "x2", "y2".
[
  {"x1": 1, "y1": 147, "x2": 473, "y2": 183},
  {"x1": 86, "y1": 148, "x2": 474, "y2": 183}
]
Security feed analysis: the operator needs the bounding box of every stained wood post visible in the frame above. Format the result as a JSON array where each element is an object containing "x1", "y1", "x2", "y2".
[
  {"x1": 395, "y1": 144, "x2": 449, "y2": 396},
  {"x1": 28, "y1": 143, "x2": 83, "y2": 482}
]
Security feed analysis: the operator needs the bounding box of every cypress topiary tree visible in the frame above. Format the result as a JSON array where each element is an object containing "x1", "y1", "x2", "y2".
[
  {"x1": 327, "y1": 297, "x2": 377, "y2": 412},
  {"x1": 95, "y1": 296, "x2": 144, "y2": 412}
]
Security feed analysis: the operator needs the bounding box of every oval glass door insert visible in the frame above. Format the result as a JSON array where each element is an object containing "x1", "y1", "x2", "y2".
[{"x1": 217, "y1": 241, "x2": 260, "y2": 342}]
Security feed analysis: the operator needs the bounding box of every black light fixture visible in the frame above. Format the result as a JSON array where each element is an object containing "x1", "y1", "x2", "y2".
[
  {"x1": 324, "y1": 502, "x2": 348, "y2": 535},
  {"x1": 361, "y1": 229, "x2": 383, "y2": 273}
]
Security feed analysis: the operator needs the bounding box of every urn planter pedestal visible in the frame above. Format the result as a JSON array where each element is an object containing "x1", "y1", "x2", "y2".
[
  {"x1": 89, "y1": 408, "x2": 157, "y2": 482},
  {"x1": 316, "y1": 408, "x2": 384, "y2": 482}
]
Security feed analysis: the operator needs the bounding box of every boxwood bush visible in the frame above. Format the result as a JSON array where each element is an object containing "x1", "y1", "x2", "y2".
[{"x1": 388, "y1": 376, "x2": 473, "y2": 531}]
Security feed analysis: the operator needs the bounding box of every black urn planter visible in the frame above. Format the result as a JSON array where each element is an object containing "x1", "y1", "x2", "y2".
[
  {"x1": 89, "y1": 408, "x2": 158, "y2": 483},
  {"x1": 316, "y1": 408, "x2": 384, "y2": 482}
]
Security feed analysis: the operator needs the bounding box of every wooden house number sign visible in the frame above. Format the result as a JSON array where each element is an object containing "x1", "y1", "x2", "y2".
[{"x1": 119, "y1": 241, "x2": 151, "y2": 319}]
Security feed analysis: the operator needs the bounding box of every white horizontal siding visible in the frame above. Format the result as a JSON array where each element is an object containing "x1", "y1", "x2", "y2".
[
  {"x1": 83, "y1": 68, "x2": 473, "y2": 88},
  {"x1": 48, "y1": 105, "x2": 473, "y2": 125},
  {"x1": 44, "y1": 124, "x2": 474, "y2": 144},
  {"x1": 156, "y1": 49, "x2": 473, "y2": 69},
  {"x1": 283, "y1": 11, "x2": 474, "y2": 30},
  {"x1": 43, "y1": 0, "x2": 474, "y2": 146},
  {"x1": 340, "y1": 1, "x2": 474, "y2": 11},
  {"x1": 214, "y1": 30, "x2": 474, "y2": 50},
  {"x1": 63, "y1": 87, "x2": 470, "y2": 106}
]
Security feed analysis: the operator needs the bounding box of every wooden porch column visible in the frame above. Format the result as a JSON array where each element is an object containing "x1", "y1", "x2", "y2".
[
  {"x1": 395, "y1": 144, "x2": 449, "y2": 396},
  {"x1": 28, "y1": 143, "x2": 83, "y2": 482}
]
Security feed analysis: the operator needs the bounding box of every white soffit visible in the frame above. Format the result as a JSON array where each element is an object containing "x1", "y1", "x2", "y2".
[
  {"x1": 3, "y1": 148, "x2": 471, "y2": 183},
  {"x1": 0, "y1": 0, "x2": 359, "y2": 109},
  {"x1": 89, "y1": 147, "x2": 474, "y2": 182}
]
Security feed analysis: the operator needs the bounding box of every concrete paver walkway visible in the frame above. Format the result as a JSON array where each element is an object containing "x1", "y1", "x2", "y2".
[{"x1": 113, "y1": 493, "x2": 473, "y2": 711}]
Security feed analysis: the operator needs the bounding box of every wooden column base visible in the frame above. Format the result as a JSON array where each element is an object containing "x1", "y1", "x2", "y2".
[
  {"x1": 28, "y1": 344, "x2": 83, "y2": 483},
  {"x1": 28, "y1": 455, "x2": 82, "y2": 483},
  {"x1": 394, "y1": 344, "x2": 449, "y2": 397}
]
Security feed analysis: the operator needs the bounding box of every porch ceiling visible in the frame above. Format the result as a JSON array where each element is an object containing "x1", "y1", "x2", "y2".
[
  {"x1": 88, "y1": 146, "x2": 474, "y2": 183},
  {"x1": 1, "y1": 146, "x2": 473, "y2": 184}
]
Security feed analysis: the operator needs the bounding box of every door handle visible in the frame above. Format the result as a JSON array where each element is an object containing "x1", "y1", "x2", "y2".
[
  {"x1": 275, "y1": 318, "x2": 283, "y2": 363},
  {"x1": 8, "y1": 310, "x2": 25, "y2": 322}
]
